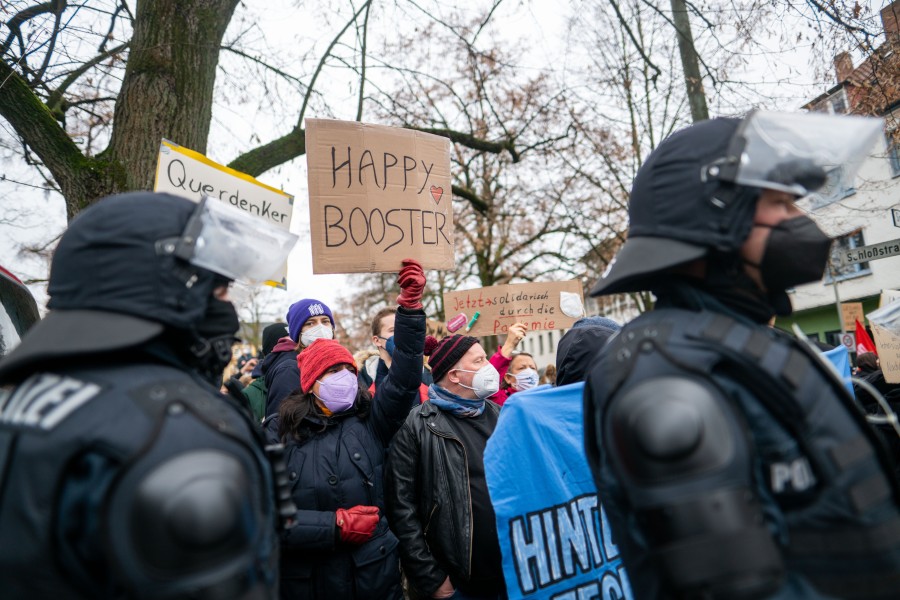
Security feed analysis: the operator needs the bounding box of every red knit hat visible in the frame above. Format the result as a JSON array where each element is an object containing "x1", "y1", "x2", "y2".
[{"x1": 297, "y1": 338, "x2": 356, "y2": 393}]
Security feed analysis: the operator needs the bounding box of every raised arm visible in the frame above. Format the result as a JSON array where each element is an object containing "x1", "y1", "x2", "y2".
[{"x1": 370, "y1": 259, "x2": 426, "y2": 444}]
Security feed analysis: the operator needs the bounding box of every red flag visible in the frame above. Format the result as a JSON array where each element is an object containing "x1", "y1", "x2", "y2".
[{"x1": 855, "y1": 319, "x2": 877, "y2": 356}]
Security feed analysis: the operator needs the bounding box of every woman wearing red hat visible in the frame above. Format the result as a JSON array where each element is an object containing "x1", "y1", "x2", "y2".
[{"x1": 265, "y1": 259, "x2": 426, "y2": 600}]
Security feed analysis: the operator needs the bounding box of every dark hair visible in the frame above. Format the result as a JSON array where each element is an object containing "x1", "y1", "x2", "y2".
[
  {"x1": 371, "y1": 307, "x2": 396, "y2": 338},
  {"x1": 277, "y1": 384, "x2": 371, "y2": 442},
  {"x1": 541, "y1": 363, "x2": 557, "y2": 384},
  {"x1": 856, "y1": 352, "x2": 879, "y2": 373},
  {"x1": 500, "y1": 352, "x2": 535, "y2": 390}
]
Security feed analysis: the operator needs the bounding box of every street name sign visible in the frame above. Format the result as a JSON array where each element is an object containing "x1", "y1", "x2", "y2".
[{"x1": 839, "y1": 238, "x2": 900, "y2": 266}]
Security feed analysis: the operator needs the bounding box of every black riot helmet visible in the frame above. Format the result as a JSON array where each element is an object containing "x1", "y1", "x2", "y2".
[
  {"x1": 592, "y1": 110, "x2": 885, "y2": 297},
  {"x1": 591, "y1": 118, "x2": 756, "y2": 296},
  {"x1": 0, "y1": 192, "x2": 297, "y2": 380}
]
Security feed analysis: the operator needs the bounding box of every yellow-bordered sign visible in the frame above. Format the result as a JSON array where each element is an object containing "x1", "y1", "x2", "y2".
[{"x1": 154, "y1": 139, "x2": 294, "y2": 288}]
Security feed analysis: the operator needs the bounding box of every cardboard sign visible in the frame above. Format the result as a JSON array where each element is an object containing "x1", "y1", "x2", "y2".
[
  {"x1": 443, "y1": 280, "x2": 585, "y2": 336},
  {"x1": 306, "y1": 119, "x2": 455, "y2": 274},
  {"x1": 154, "y1": 139, "x2": 294, "y2": 288},
  {"x1": 872, "y1": 325, "x2": 900, "y2": 384},
  {"x1": 841, "y1": 302, "x2": 865, "y2": 331}
]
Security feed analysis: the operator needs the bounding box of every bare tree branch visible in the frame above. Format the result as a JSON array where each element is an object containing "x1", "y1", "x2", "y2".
[
  {"x1": 1, "y1": 1, "x2": 63, "y2": 57},
  {"x1": 45, "y1": 41, "x2": 128, "y2": 117},
  {"x1": 411, "y1": 126, "x2": 519, "y2": 161},
  {"x1": 355, "y1": 1, "x2": 371, "y2": 122}
]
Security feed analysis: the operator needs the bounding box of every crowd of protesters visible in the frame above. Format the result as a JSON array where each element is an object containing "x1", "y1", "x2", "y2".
[{"x1": 6, "y1": 111, "x2": 900, "y2": 600}]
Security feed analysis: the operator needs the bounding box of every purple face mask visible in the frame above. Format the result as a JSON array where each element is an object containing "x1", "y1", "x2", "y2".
[{"x1": 315, "y1": 368, "x2": 358, "y2": 413}]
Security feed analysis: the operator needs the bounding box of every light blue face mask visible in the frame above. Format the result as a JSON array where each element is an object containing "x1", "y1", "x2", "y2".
[{"x1": 513, "y1": 368, "x2": 539, "y2": 391}]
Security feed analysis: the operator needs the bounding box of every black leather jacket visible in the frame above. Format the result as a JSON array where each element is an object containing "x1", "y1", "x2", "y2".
[{"x1": 384, "y1": 398, "x2": 500, "y2": 597}]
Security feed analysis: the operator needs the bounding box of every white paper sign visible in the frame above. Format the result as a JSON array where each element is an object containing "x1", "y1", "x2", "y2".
[{"x1": 154, "y1": 139, "x2": 294, "y2": 288}]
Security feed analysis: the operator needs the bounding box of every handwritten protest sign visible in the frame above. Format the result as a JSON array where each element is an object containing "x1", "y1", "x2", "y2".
[
  {"x1": 154, "y1": 139, "x2": 294, "y2": 288},
  {"x1": 841, "y1": 302, "x2": 865, "y2": 331},
  {"x1": 443, "y1": 280, "x2": 585, "y2": 336},
  {"x1": 305, "y1": 119, "x2": 454, "y2": 274},
  {"x1": 872, "y1": 325, "x2": 900, "y2": 384}
]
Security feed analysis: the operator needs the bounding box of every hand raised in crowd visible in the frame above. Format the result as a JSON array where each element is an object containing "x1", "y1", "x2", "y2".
[
  {"x1": 432, "y1": 576, "x2": 455, "y2": 599},
  {"x1": 240, "y1": 358, "x2": 258, "y2": 375},
  {"x1": 500, "y1": 322, "x2": 528, "y2": 358},
  {"x1": 335, "y1": 505, "x2": 380, "y2": 544},
  {"x1": 397, "y1": 258, "x2": 426, "y2": 310}
]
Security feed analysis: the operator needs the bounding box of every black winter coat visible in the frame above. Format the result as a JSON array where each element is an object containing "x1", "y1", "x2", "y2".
[
  {"x1": 384, "y1": 399, "x2": 501, "y2": 597},
  {"x1": 262, "y1": 347, "x2": 299, "y2": 418},
  {"x1": 264, "y1": 306, "x2": 425, "y2": 600}
]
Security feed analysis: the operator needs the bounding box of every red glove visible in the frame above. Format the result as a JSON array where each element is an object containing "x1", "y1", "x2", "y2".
[
  {"x1": 397, "y1": 258, "x2": 426, "y2": 310},
  {"x1": 335, "y1": 505, "x2": 380, "y2": 544}
]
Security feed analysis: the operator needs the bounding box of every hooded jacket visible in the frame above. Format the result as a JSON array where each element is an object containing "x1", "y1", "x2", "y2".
[
  {"x1": 555, "y1": 324, "x2": 620, "y2": 386},
  {"x1": 262, "y1": 337, "x2": 300, "y2": 418}
]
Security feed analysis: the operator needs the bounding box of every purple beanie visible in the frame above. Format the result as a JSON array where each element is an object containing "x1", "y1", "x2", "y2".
[{"x1": 286, "y1": 299, "x2": 334, "y2": 342}]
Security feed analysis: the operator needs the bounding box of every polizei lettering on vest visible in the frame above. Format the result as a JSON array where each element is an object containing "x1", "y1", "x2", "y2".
[{"x1": 0, "y1": 374, "x2": 101, "y2": 430}]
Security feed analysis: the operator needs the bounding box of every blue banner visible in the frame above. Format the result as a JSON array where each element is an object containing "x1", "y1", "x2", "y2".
[
  {"x1": 824, "y1": 344, "x2": 855, "y2": 396},
  {"x1": 484, "y1": 383, "x2": 633, "y2": 600}
]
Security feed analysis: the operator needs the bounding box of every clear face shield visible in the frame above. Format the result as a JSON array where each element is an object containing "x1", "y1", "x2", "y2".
[
  {"x1": 171, "y1": 196, "x2": 298, "y2": 284},
  {"x1": 704, "y1": 110, "x2": 885, "y2": 204}
]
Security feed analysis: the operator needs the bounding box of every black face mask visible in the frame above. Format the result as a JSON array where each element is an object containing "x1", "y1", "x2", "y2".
[
  {"x1": 746, "y1": 216, "x2": 832, "y2": 292},
  {"x1": 190, "y1": 298, "x2": 240, "y2": 386}
]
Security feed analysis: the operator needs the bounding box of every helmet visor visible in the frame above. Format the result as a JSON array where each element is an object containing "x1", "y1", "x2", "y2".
[
  {"x1": 717, "y1": 110, "x2": 884, "y2": 204},
  {"x1": 174, "y1": 196, "x2": 298, "y2": 284}
]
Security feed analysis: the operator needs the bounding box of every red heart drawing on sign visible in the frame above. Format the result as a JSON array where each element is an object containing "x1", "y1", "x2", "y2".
[{"x1": 430, "y1": 186, "x2": 443, "y2": 205}]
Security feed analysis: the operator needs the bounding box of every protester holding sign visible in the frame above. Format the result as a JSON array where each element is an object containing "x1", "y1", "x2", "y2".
[
  {"x1": 385, "y1": 334, "x2": 505, "y2": 600},
  {"x1": 264, "y1": 259, "x2": 427, "y2": 600},
  {"x1": 488, "y1": 322, "x2": 537, "y2": 405}
]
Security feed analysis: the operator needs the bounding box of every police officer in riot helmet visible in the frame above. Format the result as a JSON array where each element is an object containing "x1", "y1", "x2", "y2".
[
  {"x1": 0, "y1": 192, "x2": 298, "y2": 599},
  {"x1": 584, "y1": 112, "x2": 900, "y2": 600}
]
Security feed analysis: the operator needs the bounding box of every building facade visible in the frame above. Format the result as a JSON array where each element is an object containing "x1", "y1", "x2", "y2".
[{"x1": 776, "y1": 1, "x2": 900, "y2": 349}]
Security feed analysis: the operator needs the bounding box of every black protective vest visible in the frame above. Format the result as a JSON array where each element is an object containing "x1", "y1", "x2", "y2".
[
  {"x1": 587, "y1": 307, "x2": 900, "y2": 599},
  {"x1": 0, "y1": 362, "x2": 278, "y2": 599}
]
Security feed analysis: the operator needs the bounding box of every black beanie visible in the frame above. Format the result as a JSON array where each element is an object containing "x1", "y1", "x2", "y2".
[
  {"x1": 261, "y1": 322, "x2": 289, "y2": 356},
  {"x1": 428, "y1": 334, "x2": 478, "y2": 383}
]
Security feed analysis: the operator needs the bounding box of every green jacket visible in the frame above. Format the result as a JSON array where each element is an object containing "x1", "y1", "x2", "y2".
[{"x1": 242, "y1": 377, "x2": 267, "y2": 423}]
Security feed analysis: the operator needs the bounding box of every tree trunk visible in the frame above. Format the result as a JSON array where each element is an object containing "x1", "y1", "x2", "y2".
[
  {"x1": 104, "y1": 0, "x2": 240, "y2": 193},
  {"x1": 669, "y1": 0, "x2": 708, "y2": 123}
]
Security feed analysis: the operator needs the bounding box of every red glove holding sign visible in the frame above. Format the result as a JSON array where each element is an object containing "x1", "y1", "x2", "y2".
[
  {"x1": 397, "y1": 258, "x2": 426, "y2": 310},
  {"x1": 336, "y1": 505, "x2": 380, "y2": 544}
]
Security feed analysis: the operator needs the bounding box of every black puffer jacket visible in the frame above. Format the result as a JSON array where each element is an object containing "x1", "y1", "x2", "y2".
[
  {"x1": 264, "y1": 306, "x2": 425, "y2": 600},
  {"x1": 384, "y1": 398, "x2": 501, "y2": 597}
]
